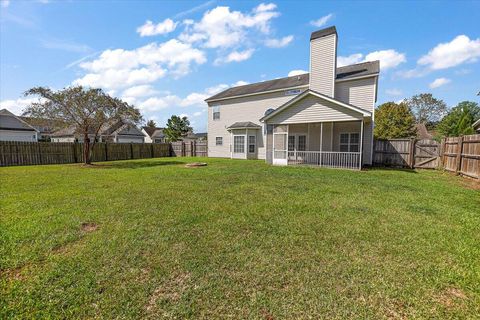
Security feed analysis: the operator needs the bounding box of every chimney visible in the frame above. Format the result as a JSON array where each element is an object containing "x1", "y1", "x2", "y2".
[{"x1": 309, "y1": 26, "x2": 337, "y2": 97}]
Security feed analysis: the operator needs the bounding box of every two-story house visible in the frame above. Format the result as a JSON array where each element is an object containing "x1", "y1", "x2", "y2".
[{"x1": 205, "y1": 26, "x2": 379, "y2": 169}]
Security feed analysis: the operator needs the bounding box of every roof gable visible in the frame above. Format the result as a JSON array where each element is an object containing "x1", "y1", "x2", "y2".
[
  {"x1": 0, "y1": 109, "x2": 38, "y2": 132},
  {"x1": 205, "y1": 61, "x2": 379, "y2": 102},
  {"x1": 260, "y1": 90, "x2": 371, "y2": 122}
]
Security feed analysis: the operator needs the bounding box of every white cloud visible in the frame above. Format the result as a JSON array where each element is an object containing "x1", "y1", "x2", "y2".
[
  {"x1": 337, "y1": 53, "x2": 363, "y2": 67},
  {"x1": 395, "y1": 68, "x2": 429, "y2": 79},
  {"x1": 385, "y1": 88, "x2": 402, "y2": 96},
  {"x1": 0, "y1": 97, "x2": 46, "y2": 115},
  {"x1": 288, "y1": 69, "x2": 308, "y2": 77},
  {"x1": 193, "y1": 111, "x2": 203, "y2": 117},
  {"x1": 265, "y1": 35, "x2": 293, "y2": 48},
  {"x1": 40, "y1": 38, "x2": 91, "y2": 53},
  {"x1": 136, "y1": 83, "x2": 228, "y2": 112},
  {"x1": 337, "y1": 50, "x2": 405, "y2": 70},
  {"x1": 365, "y1": 50, "x2": 406, "y2": 70},
  {"x1": 214, "y1": 49, "x2": 254, "y2": 65},
  {"x1": 1, "y1": 0, "x2": 10, "y2": 8},
  {"x1": 429, "y1": 77, "x2": 451, "y2": 89},
  {"x1": 418, "y1": 35, "x2": 480, "y2": 70},
  {"x1": 232, "y1": 80, "x2": 249, "y2": 86},
  {"x1": 179, "y1": 3, "x2": 280, "y2": 49},
  {"x1": 310, "y1": 13, "x2": 333, "y2": 27},
  {"x1": 137, "y1": 19, "x2": 178, "y2": 37},
  {"x1": 122, "y1": 85, "x2": 158, "y2": 98},
  {"x1": 73, "y1": 39, "x2": 206, "y2": 90}
]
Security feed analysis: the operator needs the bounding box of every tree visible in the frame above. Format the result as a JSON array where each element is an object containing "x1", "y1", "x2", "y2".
[
  {"x1": 405, "y1": 93, "x2": 447, "y2": 124},
  {"x1": 23, "y1": 86, "x2": 142, "y2": 164},
  {"x1": 436, "y1": 101, "x2": 480, "y2": 138},
  {"x1": 163, "y1": 115, "x2": 192, "y2": 142},
  {"x1": 146, "y1": 119, "x2": 157, "y2": 128},
  {"x1": 374, "y1": 102, "x2": 417, "y2": 139}
]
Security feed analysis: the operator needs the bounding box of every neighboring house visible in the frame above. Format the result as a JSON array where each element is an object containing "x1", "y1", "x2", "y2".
[
  {"x1": 182, "y1": 132, "x2": 207, "y2": 142},
  {"x1": 0, "y1": 109, "x2": 38, "y2": 142},
  {"x1": 20, "y1": 116, "x2": 62, "y2": 142},
  {"x1": 473, "y1": 118, "x2": 480, "y2": 133},
  {"x1": 142, "y1": 126, "x2": 165, "y2": 143},
  {"x1": 51, "y1": 120, "x2": 145, "y2": 143},
  {"x1": 205, "y1": 26, "x2": 379, "y2": 169}
]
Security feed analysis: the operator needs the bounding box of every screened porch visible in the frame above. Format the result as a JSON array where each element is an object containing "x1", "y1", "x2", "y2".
[{"x1": 267, "y1": 121, "x2": 365, "y2": 170}]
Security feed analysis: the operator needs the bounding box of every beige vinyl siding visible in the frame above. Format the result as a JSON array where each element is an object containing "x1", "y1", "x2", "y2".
[
  {"x1": 267, "y1": 95, "x2": 362, "y2": 125},
  {"x1": 207, "y1": 90, "x2": 305, "y2": 159},
  {"x1": 309, "y1": 34, "x2": 336, "y2": 97},
  {"x1": 335, "y1": 77, "x2": 376, "y2": 113}
]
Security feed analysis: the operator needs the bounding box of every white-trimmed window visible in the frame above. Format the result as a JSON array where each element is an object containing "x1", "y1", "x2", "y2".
[
  {"x1": 233, "y1": 136, "x2": 245, "y2": 153},
  {"x1": 340, "y1": 133, "x2": 360, "y2": 152},
  {"x1": 248, "y1": 135, "x2": 256, "y2": 153},
  {"x1": 216, "y1": 137, "x2": 223, "y2": 146},
  {"x1": 212, "y1": 106, "x2": 220, "y2": 120}
]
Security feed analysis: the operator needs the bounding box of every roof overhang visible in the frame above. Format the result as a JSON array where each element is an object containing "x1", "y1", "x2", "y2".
[
  {"x1": 260, "y1": 89, "x2": 372, "y2": 122},
  {"x1": 473, "y1": 118, "x2": 480, "y2": 129}
]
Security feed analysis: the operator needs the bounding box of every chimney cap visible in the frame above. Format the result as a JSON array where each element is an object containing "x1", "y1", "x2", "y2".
[{"x1": 310, "y1": 26, "x2": 337, "y2": 41}]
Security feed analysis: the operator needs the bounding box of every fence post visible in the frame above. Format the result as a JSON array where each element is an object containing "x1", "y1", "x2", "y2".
[
  {"x1": 72, "y1": 141, "x2": 78, "y2": 163},
  {"x1": 130, "y1": 143, "x2": 134, "y2": 159},
  {"x1": 409, "y1": 137, "x2": 416, "y2": 169},
  {"x1": 182, "y1": 142, "x2": 185, "y2": 157},
  {"x1": 105, "y1": 143, "x2": 108, "y2": 161},
  {"x1": 439, "y1": 138, "x2": 446, "y2": 169},
  {"x1": 150, "y1": 143, "x2": 154, "y2": 158},
  {"x1": 455, "y1": 135, "x2": 464, "y2": 175},
  {"x1": 190, "y1": 141, "x2": 194, "y2": 157}
]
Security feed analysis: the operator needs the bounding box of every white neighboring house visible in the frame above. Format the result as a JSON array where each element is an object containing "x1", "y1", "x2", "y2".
[
  {"x1": 51, "y1": 120, "x2": 145, "y2": 143},
  {"x1": 142, "y1": 127, "x2": 165, "y2": 143},
  {"x1": 205, "y1": 26, "x2": 379, "y2": 170},
  {"x1": 0, "y1": 109, "x2": 38, "y2": 142}
]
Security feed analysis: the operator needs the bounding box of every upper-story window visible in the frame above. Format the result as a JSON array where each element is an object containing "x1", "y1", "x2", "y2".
[{"x1": 212, "y1": 106, "x2": 220, "y2": 120}]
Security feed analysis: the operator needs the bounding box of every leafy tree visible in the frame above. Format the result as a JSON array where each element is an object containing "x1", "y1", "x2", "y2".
[
  {"x1": 436, "y1": 101, "x2": 480, "y2": 138},
  {"x1": 374, "y1": 102, "x2": 417, "y2": 139},
  {"x1": 405, "y1": 93, "x2": 447, "y2": 124},
  {"x1": 23, "y1": 86, "x2": 142, "y2": 164},
  {"x1": 163, "y1": 115, "x2": 192, "y2": 142},
  {"x1": 146, "y1": 119, "x2": 157, "y2": 128}
]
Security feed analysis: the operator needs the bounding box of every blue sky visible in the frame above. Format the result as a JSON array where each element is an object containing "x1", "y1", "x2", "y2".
[{"x1": 1, "y1": 0, "x2": 479, "y2": 132}]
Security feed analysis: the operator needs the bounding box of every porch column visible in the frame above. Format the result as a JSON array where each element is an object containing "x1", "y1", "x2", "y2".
[
  {"x1": 245, "y1": 129, "x2": 249, "y2": 159},
  {"x1": 230, "y1": 131, "x2": 233, "y2": 159},
  {"x1": 359, "y1": 120, "x2": 364, "y2": 169},
  {"x1": 320, "y1": 122, "x2": 323, "y2": 166}
]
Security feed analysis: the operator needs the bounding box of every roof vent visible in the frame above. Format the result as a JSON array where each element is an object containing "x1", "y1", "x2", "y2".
[{"x1": 264, "y1": 108, "x2": 275, "y2": 116}]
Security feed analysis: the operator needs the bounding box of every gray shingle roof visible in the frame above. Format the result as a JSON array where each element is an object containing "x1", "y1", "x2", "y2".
[
  {"x1": 310, "y1": 26, "x2": 337, "y2": 41},
  {"x1": 227, "y1": 121, "x2": 262, "y2": 130},
  {"x1": 0, "y1": 109, "x2": 38, "y2": 131},
  {"x1": 336, "y1": 61, "x2": 380, "y2": 80},
  {"x1": 206, "y1": 74, "x2": 309, "y2": 102},
  {"x1": 206, "y1": 61, "x2": 380, "y2": 102}
]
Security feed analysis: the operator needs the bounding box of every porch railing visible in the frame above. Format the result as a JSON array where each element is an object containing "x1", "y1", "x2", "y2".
[{"x1": 287, "y1": 151, "x2": 361, "y2": 170}]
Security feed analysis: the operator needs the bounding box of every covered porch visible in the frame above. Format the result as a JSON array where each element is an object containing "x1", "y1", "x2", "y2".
[{"x1": 269, "y1": 121, "x2": 365, "y2": 170}]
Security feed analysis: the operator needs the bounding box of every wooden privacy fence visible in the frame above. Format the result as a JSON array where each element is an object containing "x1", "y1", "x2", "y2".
[
  {"x1": 373, "y1": 133, "x2": 480, "y2": 179},
  {"x1": 0, "y1": 141, "x2": 207, "y2": 167}
]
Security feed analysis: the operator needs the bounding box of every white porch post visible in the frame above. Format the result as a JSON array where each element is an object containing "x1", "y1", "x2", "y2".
[
  {"x1": 286, "y1": 124, "x2": 289, "y2": 165},
  {"x1": 320, "y1": 122, "x2": 323, "y2": 166},
  {"x1": 230, "y1": 131, "x2": 233, "y2": 159},
  {"x1": 245, "y1": 129, "x2": 248, "y2": 159},
  {"x1": 359, "y1": 120, "x2": 364, "y2": 169}
]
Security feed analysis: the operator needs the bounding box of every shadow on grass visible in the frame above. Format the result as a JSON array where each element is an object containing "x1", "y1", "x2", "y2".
[
  {"x1": 364, "y1": 166, "x2": 418, "y2": 174},
  {"x1": 86, "y1": 160, "x2": 185, "y2": 169}
]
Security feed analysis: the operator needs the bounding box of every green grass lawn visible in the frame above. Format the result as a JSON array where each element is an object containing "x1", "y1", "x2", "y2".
[{"x1": 1, "y1": 158, "x2": 479, "y2": 319}]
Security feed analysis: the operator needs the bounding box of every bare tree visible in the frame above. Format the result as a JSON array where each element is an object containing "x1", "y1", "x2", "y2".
[{"x1": 23, "y1": 86, "x2": 142, "y2": 164}]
